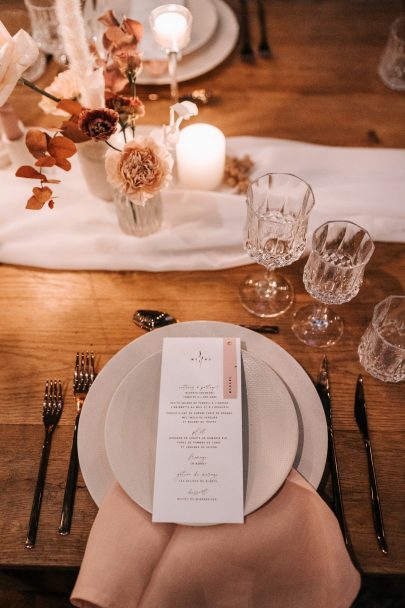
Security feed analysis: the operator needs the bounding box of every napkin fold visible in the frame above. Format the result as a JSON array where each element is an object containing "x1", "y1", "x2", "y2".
[{"x1": 71, "y1": 470, "x2": 360, "y2": 608}]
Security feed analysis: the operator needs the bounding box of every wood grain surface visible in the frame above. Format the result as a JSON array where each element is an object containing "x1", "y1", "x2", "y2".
[{"x1": 0, "y1": 0, "x2": 404, "y2": 576}]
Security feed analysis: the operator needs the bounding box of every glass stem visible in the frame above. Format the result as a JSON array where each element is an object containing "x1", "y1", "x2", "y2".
[
  {"x1": 168, "y1": 51, "x2": 179, "y2": 102},
  {"x1": 314, "y1": 304, "x2": 329, "y2": 321}
]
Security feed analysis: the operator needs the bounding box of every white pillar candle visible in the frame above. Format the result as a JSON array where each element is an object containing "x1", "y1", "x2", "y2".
[
  {"x1": 152, "y1": 10, "x2": 190, "y2": 51},
  {"x1": 176, "y1": 123, "x2": 226, "y2": 190}
]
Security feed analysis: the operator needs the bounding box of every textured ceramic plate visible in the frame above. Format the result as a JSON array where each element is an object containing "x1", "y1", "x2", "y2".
[
  {"x1": 78, "y1": 321, "x2": 328, "y2": 507},
  {"x1": 104, "y1": 349, "x2": 299, "y2": 517}
]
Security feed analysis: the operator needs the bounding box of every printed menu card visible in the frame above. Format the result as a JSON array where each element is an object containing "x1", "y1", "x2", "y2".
[{"x1": 152, "y1": 337, "x2": 244, "y2": 524}]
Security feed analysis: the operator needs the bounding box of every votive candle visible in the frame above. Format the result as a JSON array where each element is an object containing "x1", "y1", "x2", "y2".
[
  {"x1": 176, "y1": 123, "x2": 226, "y2": 190},
  {"x1": 151, "y1": 7, "x2": 190, "y2": 51}
]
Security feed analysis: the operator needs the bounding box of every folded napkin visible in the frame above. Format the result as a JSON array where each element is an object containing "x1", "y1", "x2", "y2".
[
  {"x1": 1, "y1": 136, "x2": 404, "y2": 271},
  {"x1": 71, "y1": 470, "x2": 360, "y2": 608}
]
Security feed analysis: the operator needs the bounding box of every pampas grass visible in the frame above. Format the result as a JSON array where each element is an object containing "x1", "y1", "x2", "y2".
[{"x1": 55, "y1": 0, "x2": 104, "y2": 107}]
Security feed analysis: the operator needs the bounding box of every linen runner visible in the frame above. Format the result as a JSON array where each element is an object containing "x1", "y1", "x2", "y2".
[{"x1": 0, "y1": 136, "x2": 404, "y2": 271}]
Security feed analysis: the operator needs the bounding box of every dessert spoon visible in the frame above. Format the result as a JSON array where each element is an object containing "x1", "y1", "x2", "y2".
[{"x1": 133, "y1": 309, "x2": 279, "y2": 334}]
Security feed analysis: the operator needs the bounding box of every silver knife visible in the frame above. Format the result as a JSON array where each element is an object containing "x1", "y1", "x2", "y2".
[
  {"x1": 354, "y1": 375, "x2": 388, "y2": 554},
  {"x1": 315, "y1": 356, "x2": 349, "y2": 546}
]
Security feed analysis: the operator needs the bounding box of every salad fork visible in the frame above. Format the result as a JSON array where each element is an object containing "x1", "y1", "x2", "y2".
[
  {"x1": 26, "y1": 380, "x2": 63, "y2": 549},
  {"x1": 239, "y1": 0, "x2": 255, "y2": 63},
  {"x1": 59, "y1": 352, "x2": 96, "y2": 535}
]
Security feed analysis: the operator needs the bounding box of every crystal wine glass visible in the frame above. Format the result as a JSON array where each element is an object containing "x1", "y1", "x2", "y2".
[
  {"x1": 239, "y1": 173, "x2": 315, "y2": 318},
  {"x1": 149, "y1": 4, "x2": 192, "y2": 102},
  {"x1": 292, "y1": 220, "x2": 375, "y2": 348}
]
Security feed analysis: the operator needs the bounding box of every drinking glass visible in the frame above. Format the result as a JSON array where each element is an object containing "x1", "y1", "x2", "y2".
[
  {"x1": 24, "y1": 0, "x2": 66, "y2": 65},
  {"x1": 358, "y1": 295, "x2": 405, "y2": 383},
  {"x1": 239, "y1": 173, "x2": 315, "y2": 318},
  {"x1": 378, "y1": 16, "x2": 405, "y2": 91},
  {"x1": 292, "y1": 221, "x2": 375, "y2": 348},
  {"x1": 149, "y1": 4, "x2": 192, "y2": 101}
]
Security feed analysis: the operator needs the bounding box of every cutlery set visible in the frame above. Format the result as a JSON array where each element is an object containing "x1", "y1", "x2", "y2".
[
  {"x1": 239, "y1": 0, "x2": 272, "y2": 62},
  {"x1": 25, "y1": 353, "x2": 96, "y2": 549},
  {"x1": 316, "y1": 356, "x2": 387, "y2": 554}
]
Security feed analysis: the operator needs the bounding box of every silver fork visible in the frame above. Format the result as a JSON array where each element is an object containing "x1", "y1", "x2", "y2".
[
  {"x1": 26, "y1": 380, "x2": 63, "y2": 549},
  {"x1": 59, "y1": 352, "x2": 96, "y2": 535}
]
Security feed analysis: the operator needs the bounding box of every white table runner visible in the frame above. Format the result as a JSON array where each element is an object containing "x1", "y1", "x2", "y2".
[{"x1": 0, "y1": 136, "x2": 404, "y2": 271}]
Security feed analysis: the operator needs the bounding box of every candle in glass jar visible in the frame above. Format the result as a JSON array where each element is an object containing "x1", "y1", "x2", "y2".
[
  {"x1": 176, "y1": 123, "x2": 226, "y2": 190},
  {"x1": 152, "y1": 9, "x2": 190, "y2": 51}
]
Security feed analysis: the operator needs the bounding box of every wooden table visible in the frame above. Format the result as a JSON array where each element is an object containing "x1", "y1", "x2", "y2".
[{"x1": 0, "y1": 0, "x2": 404, "y2": 580}]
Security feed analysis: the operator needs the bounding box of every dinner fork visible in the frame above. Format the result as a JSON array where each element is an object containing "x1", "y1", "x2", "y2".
[
  {"x1": 26, "y1": 380, "x2": 63, "y2": 549},
  {"x1": 239, "y1": 0, "x2": 255, "y2": 63},
  {"x1": 59, "y1": 352, "x2": 96, "y2": 535},
  {"x1": 256, "y1": 0, "x2": 272, "y2": 58}
]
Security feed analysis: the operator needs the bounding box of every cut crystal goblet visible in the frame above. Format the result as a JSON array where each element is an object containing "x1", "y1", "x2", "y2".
[
  {"x1": 239, "y1": 173, "x2": 315, "y2": 318},
  {"x1": 292, "y1": 220, "x2": 375, "y2": 348}
]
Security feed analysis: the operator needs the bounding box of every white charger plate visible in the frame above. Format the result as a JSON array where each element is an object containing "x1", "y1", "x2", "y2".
[
  {"x1": 78, "y1": 321, "x2": 328, "y2": 508},
  {"x1": 137, "y1": 0, "x2": 239, "y2": 85},
  {"x1": 104, "y1": 349, "x2": 299, "y2": 517}
]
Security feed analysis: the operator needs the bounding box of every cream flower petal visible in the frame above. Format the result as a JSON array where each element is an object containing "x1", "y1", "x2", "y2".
[{"x1": 0, "y1": 21, "x2": 39, "y2": 106}]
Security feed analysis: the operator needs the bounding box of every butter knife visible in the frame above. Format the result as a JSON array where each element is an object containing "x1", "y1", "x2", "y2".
[
  {"x1": 315, "y1": 356, "x2": 349, "y2": 546},
  {"x1": 354, "y1": 375, "x2": 388, "y2": 554}
]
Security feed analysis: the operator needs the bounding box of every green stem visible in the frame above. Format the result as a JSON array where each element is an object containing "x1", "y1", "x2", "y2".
[{"x1": 19, "y1": 77, "x2": 61, "y2": 103}]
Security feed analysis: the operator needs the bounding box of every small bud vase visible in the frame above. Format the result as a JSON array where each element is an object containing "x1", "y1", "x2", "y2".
[
  {"x1": 77, "y1": 140, "x2": 113, "y2": 202},
  {"x1": 113, "y1": 189, "x2": 162, "y2": 236}
]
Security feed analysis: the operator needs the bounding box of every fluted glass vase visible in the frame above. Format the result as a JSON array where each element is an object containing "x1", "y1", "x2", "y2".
[{"x1": 113, "y1": 189, "x2": 162, "y2": 237}]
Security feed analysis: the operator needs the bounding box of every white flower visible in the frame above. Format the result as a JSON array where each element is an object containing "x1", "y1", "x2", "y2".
[
  {"x1": 38, "y1": 69, "x2": 81, "y2": 115},
  {"x1": 105, "y1": 136, "x2": 173, "y2": 206},
  {"x1": 0, "y1": 20, "x2": 39, "y2": 106}
]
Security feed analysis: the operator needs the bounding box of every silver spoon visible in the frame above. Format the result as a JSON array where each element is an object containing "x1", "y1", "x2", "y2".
[{"x1": 133, "y1": 309, "x2": 279, "y2": 334}]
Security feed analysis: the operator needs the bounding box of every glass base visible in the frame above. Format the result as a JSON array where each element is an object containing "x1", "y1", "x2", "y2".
[
  {"x1": 239, "y1": 270, "x2": 294, "y2": 318},
  {"x1": 292, "y1": 304, "x2": 344, "y2": 348}
]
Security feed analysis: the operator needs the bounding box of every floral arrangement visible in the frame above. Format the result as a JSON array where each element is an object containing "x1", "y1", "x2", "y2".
[{"x1": 0, "y1": 0, "x2": 197, "y2": 210}]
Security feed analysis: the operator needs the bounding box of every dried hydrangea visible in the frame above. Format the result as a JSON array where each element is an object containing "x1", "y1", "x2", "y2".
[
  {"x1": 224, "y1": 154, "x2": 254, "y2": 193},
  {"x1": 105, "y1": 136, "x2": 173, "y2": 205}
]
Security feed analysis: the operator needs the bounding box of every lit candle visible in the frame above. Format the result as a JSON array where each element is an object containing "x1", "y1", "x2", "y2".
[
  {"x1": 152, "y1": 8, "x2": 190, "y2": 51},
  {"x1": 176, "y1": 123, "x2": 226, "y2": 190}
]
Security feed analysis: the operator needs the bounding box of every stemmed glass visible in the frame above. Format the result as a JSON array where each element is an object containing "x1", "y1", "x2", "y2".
[
  {"x1": 239, "y1": 173, "x2": 315, "y2": 318},
  {"x1": 149, "y1": 4, "x2": 192, "y2": 102},
  {"x1": 292, "y1": 221, "x2": 375, "y2": 348}
]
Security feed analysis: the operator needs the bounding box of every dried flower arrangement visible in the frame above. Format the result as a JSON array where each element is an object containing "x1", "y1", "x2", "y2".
[{"x1": 0, "y1": 0, "x2": 196, "y2": 210}]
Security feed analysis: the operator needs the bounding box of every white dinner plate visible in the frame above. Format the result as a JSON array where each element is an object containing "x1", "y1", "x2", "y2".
[
  {"x1": 135, "y1": 0, "x2": 219, "y2": 62},
  {"x1": 104, "y1": 349, "x2": 299, "y2": 517},
  {"x1": 78, "y1": 321, "x2": 328, "y2": 507},
  {"x1": 137, "y1": 0, "x2": 239, "y2": 85}
]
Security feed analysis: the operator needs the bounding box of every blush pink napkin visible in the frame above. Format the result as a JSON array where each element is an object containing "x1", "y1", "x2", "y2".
[{"x1": 71, "y1": 470, "x2": 360, "y2": 608}]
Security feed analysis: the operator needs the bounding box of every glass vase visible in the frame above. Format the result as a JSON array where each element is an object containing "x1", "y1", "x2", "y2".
[
  {"x1": 77, "y1": 140, "x2": 113, "y2": 202},
  {"x1": 113, "y1": 189, "x2": 162, "y2": 237}
]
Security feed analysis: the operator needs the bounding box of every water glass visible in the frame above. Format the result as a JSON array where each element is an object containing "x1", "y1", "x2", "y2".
[
  {"x1": 378, "y1": 16, "x2": 405, "y2": 91},
  {"x1": 292, "y1": 221, "x2": 374, "y2": 348},
  {"x1": 358, "y1": 296, "x2": 405, "y2": 383},
  {"x1": 239, "y1": 173, "x2": 315, "y2": 318},
  {"x1": 24, "y1": 0, "x2": 65, "y2": 64}
]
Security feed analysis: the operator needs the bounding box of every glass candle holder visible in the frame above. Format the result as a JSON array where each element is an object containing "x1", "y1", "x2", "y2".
[{"x1": 149, "y1": 4, "x2": 192, "y2": 101}]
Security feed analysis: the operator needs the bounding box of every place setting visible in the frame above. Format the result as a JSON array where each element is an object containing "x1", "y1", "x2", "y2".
[{"x1": 1, "y1": 1, "x2": 405, "y2": 607}]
